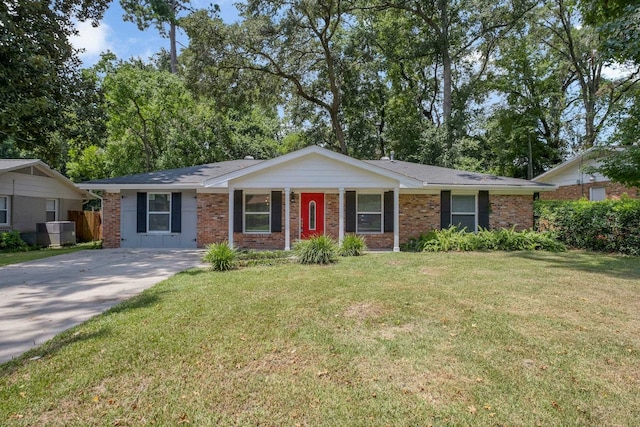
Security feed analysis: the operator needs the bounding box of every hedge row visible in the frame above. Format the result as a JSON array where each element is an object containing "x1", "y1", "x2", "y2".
[{"x1": 535, "y1": 197, "x2": 640, "y2": 255}]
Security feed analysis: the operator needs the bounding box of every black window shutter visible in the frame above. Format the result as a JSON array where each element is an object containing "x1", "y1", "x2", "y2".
[
  {"x1": 233, "y1": 190, "x2": 243, "y2": 233},
  {"x1": 271, "y1": 190, "x2": 282, "y2": 232},
  {"x1": 171, "y1": 192, "x2": 182, "y2": 233},
  {"x1": 440, "y1": 191, "x2": 451, "y2": 229},
  {"x1": 345, "y1": 191, "x2": 356, "y2": 233},
  {"x1": 384, "y1": 191, "x2": 394, "y2": 232},
  {"x1": 478, "y1": 191, "x2": 489, "y2": 230},
  {"x1": 137, "y1": 192, "x2": 147, "y2": 233}
]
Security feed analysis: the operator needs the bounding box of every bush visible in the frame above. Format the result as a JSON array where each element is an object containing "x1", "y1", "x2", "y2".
[
  {"x1": 203, "y1": 242, "x2": 236, "y2": 271},
  {"x1": 535, "y1": 197, "x2": 640, "y2": 255},
  {"x1": 339, "y1": 234, "x2": 367, "y2": 257},
  {"x1": 0, "y1": 231, "x2": 28, "y2": 252},
  {"x1": 402, "y1": 226, "x2": 565, "y2": 252},
  {"x1": 294, "y1": 235, "x2": 338, "y2": 264}
]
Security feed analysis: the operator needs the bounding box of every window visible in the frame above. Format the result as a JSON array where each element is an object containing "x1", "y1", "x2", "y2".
[
  {"x1": 245, "y1": 193, "x2": 270, "y2": 232},
  {"x1": 357, "y1": 193, "x2": 382, "y2": 233},
  {"x1": 590, "y1": 187, "x2": 606, "y2": 201},
  {"x1": 148, "y1": 193, "x2": 171, "y2": 232},
  {"x1": 308, "y1": 201, "x2": 316, "y2": 231},
  {"x1": 451, "y1": 194, "x2": 476, "y2": 231},
  {"x1": 46, "y1": 199, "x2": 57, "y2": 222},
  {"x1": 0, "y1": 196, "x2": 9, "y2": 225}
]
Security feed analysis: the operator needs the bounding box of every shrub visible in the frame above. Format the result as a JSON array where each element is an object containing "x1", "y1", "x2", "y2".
[
  {"x1": 535, "y1": 197, "x2": 640, "y2": 255},
  {"x1": 294, "y1": 235, "x2": 338, "y2": 264},
  {"x1": 403, "y1": 226, "x2": 565, "y2": 252},
  {"x1": 339, "y1": 234, "x2": 367, "y2": 257},
  {"x1": 203, "y1": 242, "x2": 236, "y2": 271},
  {"x1": 0, "y1": 231, "x2": 28, "y2": 252}
]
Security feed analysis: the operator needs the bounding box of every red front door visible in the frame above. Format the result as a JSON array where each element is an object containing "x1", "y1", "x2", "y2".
[{"x1": 300, "y1": 193, "x2": 325, "y2": 239}]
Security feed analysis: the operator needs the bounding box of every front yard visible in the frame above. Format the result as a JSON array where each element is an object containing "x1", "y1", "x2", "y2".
[{"x1": 1, "y1": 251, "x2": 639, "y2": 426}]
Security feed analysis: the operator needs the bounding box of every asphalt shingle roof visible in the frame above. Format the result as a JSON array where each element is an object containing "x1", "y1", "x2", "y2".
[
  {"x1": 366, "y1": 160, "x2": 552, "y2": 187},
  {"x1": 80, "y1": 153, "x2": 552, "y2": 188},
  {"x1": 83, "y1": 160, "x2": 262, "y2": 185}
]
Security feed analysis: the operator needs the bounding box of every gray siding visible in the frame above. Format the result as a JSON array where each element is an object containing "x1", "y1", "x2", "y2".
[{"x1": 120, "y1": 189, "x2": 197, "y2": 248}]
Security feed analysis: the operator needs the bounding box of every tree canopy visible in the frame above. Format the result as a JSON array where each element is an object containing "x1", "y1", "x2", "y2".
[{"x1": 2, "y1": 0, "x2": 639, "y2": 185}]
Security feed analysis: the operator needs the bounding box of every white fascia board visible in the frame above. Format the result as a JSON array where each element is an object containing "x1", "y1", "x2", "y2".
[
  {"x1": 423, "y1": 184, "x2": 557, "y2": 193},
  {"x1": 77, "y1": 183, "x2": 202, "y2": 191},
  {"x1": 203, "y1": 145, "x2": 423, "y2": 189}
]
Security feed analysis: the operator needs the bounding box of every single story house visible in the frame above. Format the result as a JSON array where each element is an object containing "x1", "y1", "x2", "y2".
[
  {"x1": 534, "y1": 148, "x2": 639, "y2": 201},
  {"x1": 0, "y1": 159, "x2": 94, "y2": 239},
  {"x1": 78, "y1": 146, "x2": 555, "y2": 251}
]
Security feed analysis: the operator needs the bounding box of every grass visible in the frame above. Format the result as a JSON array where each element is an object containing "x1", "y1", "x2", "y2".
[
  {"x1": 1, "y1": 251, "x2": 639, "y2": 426},
  {"x1": 0, "y1": 242, "x2": 102, "y2": 267}
]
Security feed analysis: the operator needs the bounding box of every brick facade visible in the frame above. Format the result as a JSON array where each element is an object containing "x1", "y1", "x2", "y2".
[
  {"x1": 102, "y1": 192, "x2": 121, "y2": 248},
  {"x1": 399, "y1": 194, "x2": 440, "y2": 241},
  {"x1": 489, "y1": 195, "x2": 533, "y2": 231},
  {"x1": 539, "y1": 181, "x2": 639, "y2": 201},
  {"x1": 196, "y1": 193, "x2": 228, "y2": 247},
  {"x1": 102, "y1": 190, "x2": 537, "y2": 250}
]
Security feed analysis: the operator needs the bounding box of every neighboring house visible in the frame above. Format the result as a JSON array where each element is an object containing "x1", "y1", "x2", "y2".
[
  {"x1": 0, "y1": 159, "x2": 94, "y2": 238},
  {"x1": 78, "y1": 146, "x2": 555, "y2": 251},
  {"x1": 534, "y1": 148, "x2": 639, "y2": 201}
]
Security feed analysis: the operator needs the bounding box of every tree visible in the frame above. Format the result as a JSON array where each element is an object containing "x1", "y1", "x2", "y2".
[
  {"x1": 120, "y1": 0, "x2": 199, "y2": 73},
  {"x1": 188, "y1": 0, "x2": 360, "y2": 154},
  {"x1": 592, "y1": 147, "x2": 640, "y2": 188},
  {"x1": 373, "y1": 0, "x2": 535, "y2": 159},
  {"x1": 541, "y1": 0, "x2": 639, "y2": 149},
  {"x1": 0, "y1": 0, "x2": 109, "y2": 163}
]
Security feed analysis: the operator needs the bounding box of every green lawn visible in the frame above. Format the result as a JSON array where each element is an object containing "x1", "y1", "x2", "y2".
[
  {"x1": 1, "y1": 251, "x2": 639, "y2": 426},
  {"x1": 0, "y1": 242, "x2": 101, "y2": 267}
]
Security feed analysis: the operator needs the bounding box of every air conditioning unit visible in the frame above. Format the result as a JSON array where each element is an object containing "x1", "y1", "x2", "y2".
[{"x1": 36, "y1": 221, "x2": 76, "y2": 247}]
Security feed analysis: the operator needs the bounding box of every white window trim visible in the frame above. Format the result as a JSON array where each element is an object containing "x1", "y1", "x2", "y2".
[
  {"x1": 46, "y1": 199, "x2": 58, "y2": 222},
  {"x1": 356, "y1": 192, "x2": 383, "y2": 234},
  {"x1": 451, "y1": 194, "x2": 477, "y2": 232},
  {"x1": 147, "y1": 192, "x2": 171, "y2": 234},
  {"x1": 0, "y1": 196, "x2": 10, "y2": 226},
  {"x1": 244, "y1": 193, "x2": 271, "y2": 234}
]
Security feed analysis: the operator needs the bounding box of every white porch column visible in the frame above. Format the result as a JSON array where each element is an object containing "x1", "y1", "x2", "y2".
[
  {"x1": 393, "y1": 187, "x2": 400, "y2": 252},
  {"x1": 285, "y1": 187, "x2": 291, "y2": 250},
  {"x1": 228, "y1": 187, "x2": 234, "y2": 248},
  {"x1": 339, "y1": 187, "x2": 345, "y2": 244}
]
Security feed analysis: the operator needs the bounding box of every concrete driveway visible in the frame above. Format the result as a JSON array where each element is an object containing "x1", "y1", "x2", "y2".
[{"x1": 0, "y1": 248, "x2": 205, "y2": 364}]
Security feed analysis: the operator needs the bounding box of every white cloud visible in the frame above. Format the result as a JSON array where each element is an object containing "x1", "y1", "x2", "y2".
[
  {"x1": 70, "y1": 20, "x2": 113, "y2": 64},
  {"x1": 601, "y1": 62, "x2": 636, "y2": 80}
]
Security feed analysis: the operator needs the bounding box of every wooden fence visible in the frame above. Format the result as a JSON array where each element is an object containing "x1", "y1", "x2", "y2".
[{"x1": 68, "y1": 211, "x2": 102, "y2": 242}]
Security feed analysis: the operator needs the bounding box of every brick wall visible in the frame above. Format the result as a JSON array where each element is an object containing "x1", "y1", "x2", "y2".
[
  {"x1": 196, "y1": 193, "x2": 228, "y2": 247},
  {"x1": 194, "y1": 191, "x2": 536, "y2": 250},
  {"x1": 539, "y1": 181, "x2": 639, "y2": 200},
  {"x1": 399, "y1": 194, "x2": 440, "y2": 242},
  {"x1": 102, "y1": 192, "x2": 121, "y2": 248},
  {"x1": 489, "y1": 195, "x2": 533, "y2": 231}
]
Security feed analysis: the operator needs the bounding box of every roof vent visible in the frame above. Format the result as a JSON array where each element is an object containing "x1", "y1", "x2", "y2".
[
  {"x1": 390, "y1": 151, "x2": 395, "y2": 162},
  {"x1": 380, "y1": 156, "x2": 390, "y2": 160},
  {"x1": 244, "y1": 155, "x2": 255, "y2": 160}
]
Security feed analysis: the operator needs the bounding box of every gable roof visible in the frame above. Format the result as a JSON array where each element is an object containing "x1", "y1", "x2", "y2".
[
  {"x1": 78, "y1": 146, "x2": 554, "y2": 192},
  {"x1": 0, "y1": 159, "x2": 94, "y2": 199},
  {"x1": 202, "y1": 145, "x2": 423, "y2": 188}
]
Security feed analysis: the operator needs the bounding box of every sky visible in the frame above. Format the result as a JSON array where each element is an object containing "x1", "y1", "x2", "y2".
[{"x1": 70, "y1": 1, "x2": 240, "y2": 68}]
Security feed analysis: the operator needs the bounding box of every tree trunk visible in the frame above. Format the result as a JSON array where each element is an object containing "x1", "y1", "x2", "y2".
[
  {"x1": 170, "y1": 19, "x2": 177, "y2": 73},
  {"x1": 439, "y1": 0, "x2": 453, "y2": 151}
]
